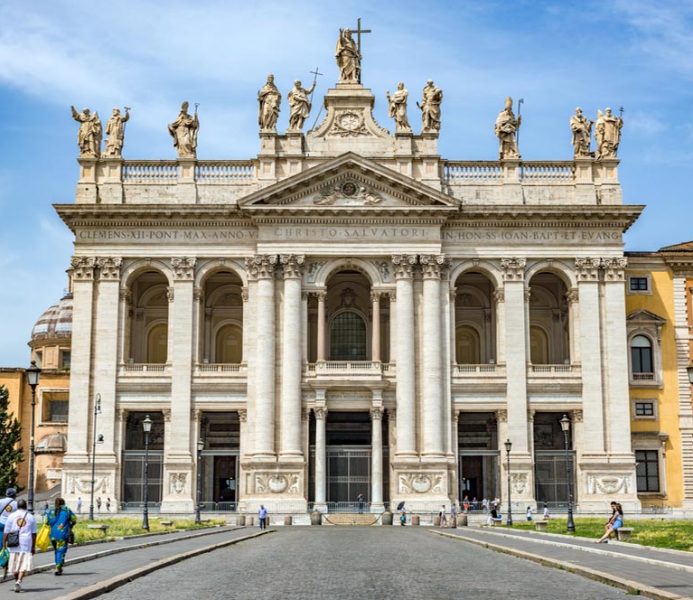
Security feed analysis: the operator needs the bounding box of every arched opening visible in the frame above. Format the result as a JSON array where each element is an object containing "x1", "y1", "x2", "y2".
[
  {"x1": 200, "y1": 270, "x2": 244, "y2": 364},
  {"x1": 454, "y1": 272, "x2": 496, "y2": 364},
  {"x1": 528, "y1": 272, "x2": 570, "y2": 364},
  {"x1": 128, "y1": 271, "x2": 169, "y2": 363},
  {"x1": 631, "y1": 334, "x2": 653, "y2": 375}
]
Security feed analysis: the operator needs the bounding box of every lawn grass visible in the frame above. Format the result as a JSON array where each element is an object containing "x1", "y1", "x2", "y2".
[
  {"x1": 509, "y1": 517, "x2": 693, "y2": 552},
  {"x1": 63, "y1": 517, "x2": 226, "y2": 545}
]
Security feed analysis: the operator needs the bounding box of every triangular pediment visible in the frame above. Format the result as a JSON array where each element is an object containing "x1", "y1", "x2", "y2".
[
  {"x1": 238, "y1": 153, "x2": 457, "y2": 211},
  {"x1": 627, "y1": 309, "x2": 667, "y2": 324},
  {"x1": 659, "y1": 240, "x2": 693, "y2": 252}
]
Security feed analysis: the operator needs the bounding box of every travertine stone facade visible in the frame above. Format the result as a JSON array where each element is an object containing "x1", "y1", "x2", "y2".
[{"x1": 56, "y1": 76, "x2": 644, "y2": 514}]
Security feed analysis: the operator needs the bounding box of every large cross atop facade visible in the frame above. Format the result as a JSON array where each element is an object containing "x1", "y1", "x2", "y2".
[{"x1": 353, "y1": 17, "x2": 371, "y2": 54}]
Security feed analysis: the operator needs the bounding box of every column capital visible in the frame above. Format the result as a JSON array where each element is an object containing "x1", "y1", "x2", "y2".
[
  {"x1": 524, "y1": 286, "x2": 532, "y2": 302},
  {"x1": 500, "y1": 257, "x2": 526, "y2": 281},
  {"x1": 241, "y1": 286, "x2": 249, "y2": 302},
  {"x1": 193, "y1": 286, "x2": 203, "y2": 302},
  {"x1": 96, "y1": 257, "x2": 122, "y2": 281},
  {"x1": 370, "y1": 290, "x2": 382, "y2": 304},
  {"x1": 245, "y1": 254, "x2": 278, "y2": 279},
  {"x1": 166, "y1": 286, "x2": 175, "y2": 303},
  {"x1": 601, "y1": 257, "x2": 628, "y2": 282},
  {"x1": 497, "y1": 409, "x2": 507, "y2": 423},
  {"x1": 70, "y1": 256, "x2": 96, "y2": 281},
  {"x1": 280, "y1": 254, "x2": 305, "y2": 278},
  {"x1": 573, "y1": 409, "x2": 583, "y2": 423},
  {"x1": 314, "y1": 406, "x2": 328, "y2": 420},
  {"x1": 575, "y1": 257, "x2": 601, "y2": 282},
  {"x1": 492, "y1": 288, "x2": 505, "y2": 304},
  {"x1": 313, "y1": 290, "x2": 327, "y2": 302},
  {"x1": 171, "y1": 257, "x2": 196, "y2": 280},
  {"x1": 391, "y1": 254, "x2": 417, "y2": 279},
  {"x1": 419, "y1": 254, "x2": 449, "y2": 279},
  {"x1": 301, "y1": 408, "x2": 311, "y2": 422},
  {"x1": 388, "y1": 290, "x2": 396, "y2": 302},
  {"x1": 119, "y1": 288, "x2": 132, "y2": 303},
  {"x1": 162, "y1": 408, "x2": 172, "y2": 423},
  {"x1": 370, "y1": 407, "x2": 383, "y2": 421},
  {"x1": 565, "y1": 287, "x2": 579, "y2": 304},
  {"x1": 238, "y1": 408, "x2": 247, "y2": 422}
]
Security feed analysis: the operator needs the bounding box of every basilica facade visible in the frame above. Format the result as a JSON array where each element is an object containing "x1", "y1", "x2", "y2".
[{"x1": 56, "y1": 57, "x2": 660, "y2": 515}]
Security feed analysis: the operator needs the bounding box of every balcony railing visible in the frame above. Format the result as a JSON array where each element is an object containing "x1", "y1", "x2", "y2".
[
  {"x1": 453, "y1": 364, "x2": 503, "y2": 374},
  {"x1": 119, "y1": 363, "x2": 170, "y2": 373},
  {"x1": 529, "y1": 364, "x2": 576, "y2": 374},
  {"x1": 304, "y1": 361, "x2": 390, "y2": 377},
  {"x1": 632, "y1": 372, "x2": 655, "y2": 381},
  {"x1": 193, "y1": 363, "x2": 247, "y2": 376}
]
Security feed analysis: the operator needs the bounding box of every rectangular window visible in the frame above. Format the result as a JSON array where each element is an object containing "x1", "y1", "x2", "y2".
[
  {"x1": 629, "y1": 277, "x2": 649, "y2": 292},
  {"x1": 635, "y1": 402, "x2": 655, "y2": 417},
  {"x1": 636, "y1": 450, "x2": 660, "y2": 492},
  {"x1": 60, "y1": 351, "x2": 71, "y2": 369},
  {"x1": 48, "y1": 400, "x2": 69, "y2": 423}
]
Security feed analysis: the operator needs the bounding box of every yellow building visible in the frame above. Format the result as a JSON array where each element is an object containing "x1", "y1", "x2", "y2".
[
  {"x1": 625, "y1": 243, "x2": 693, "y2": 510},
  {"x1": 0, "y1": 292, "x2": 72, "y2": 495}
]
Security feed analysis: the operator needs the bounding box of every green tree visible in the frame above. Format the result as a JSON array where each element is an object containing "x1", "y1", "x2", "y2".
[{"x1": 0, "y1": 385, "x2": 23, "y2": 492}]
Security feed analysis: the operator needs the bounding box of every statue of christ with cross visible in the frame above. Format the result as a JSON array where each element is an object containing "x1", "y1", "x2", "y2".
[{"x1": 335, "y1": 18, "x2": 371, "y2": 84}]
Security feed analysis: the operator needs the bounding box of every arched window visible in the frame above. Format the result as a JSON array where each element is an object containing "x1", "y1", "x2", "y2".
[
  {"x1": 530, "y1": 326, "x2": 549, "y2": 364},
  {"x1": 147, "y1": 323, "x2": 168, "y2": 364},
  {"x1": 631, "y1": 335, "x2": 653, "y2": 373},
  {"x1": 215, "y1": 324, "x2": 243, "y2": 364},
  {"x1": 456, "y1": 325, "x2": 481, "y2": 364},
  {"x1": 330, "y1": 311, "x2": 367, "y2": 360}
]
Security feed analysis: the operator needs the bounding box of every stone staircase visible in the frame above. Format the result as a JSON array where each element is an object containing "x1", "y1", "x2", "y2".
[{"x1": 322, "y1": 513, "x2": 380, "y2": 526}]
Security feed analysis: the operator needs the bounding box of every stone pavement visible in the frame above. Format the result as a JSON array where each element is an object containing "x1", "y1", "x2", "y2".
[
  {"x1": 440, "y1": 527, "x2": 693, "y2": 599},
  {"x1": 96, "y1": 528, "x2": 630, "y2": 600},
  {"x1": 0, "y1": 527, "x2": 253, "y2": 599}
]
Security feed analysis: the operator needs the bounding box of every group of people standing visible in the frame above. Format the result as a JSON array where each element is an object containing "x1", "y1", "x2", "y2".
[{"x1": 1, "y1": 488, "x2": 77, "y2": 593}]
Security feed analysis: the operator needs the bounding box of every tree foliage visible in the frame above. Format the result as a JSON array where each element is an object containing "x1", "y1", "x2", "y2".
[{"x1": 0, "y1": 385, "x2": 23, "y2": 492}]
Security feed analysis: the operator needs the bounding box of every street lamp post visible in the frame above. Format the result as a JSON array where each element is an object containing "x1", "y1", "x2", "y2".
[
  {"x1": 504, "y1": 438, "x2": 513, "y2": 526},
  {"x1": 560, "y1": 414, "x2": 576, "y2": 533},
  {"x1": 25, "y1": 361, "x2": 41, "y2": 514},
  {"x1": 89, "y1": 394, "x2": 102, "y2": 521},
  {"x1": 142, "y1": 415, "x2": 152, "y2": 531},
  {"x1": 195, "y1": 438, "x2": 204, "y2": 524}
]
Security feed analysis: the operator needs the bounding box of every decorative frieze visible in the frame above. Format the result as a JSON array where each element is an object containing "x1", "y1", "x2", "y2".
[
  {"x1": 280, "y1": 254, "x2": 305, "y2": 278},
  {"x1": 171, "y1": 257, "x2": 196, "y2": 280},
  {"x1": 71, "y1": 256, "x2": 96, "y2": 281},
  {"x1": 391, "y1": 254, "x2": 417, "y2": 279},
  {"x1": 500, "y1": 257, "x2": 526, "y2": 281},
  {"x1": 575, "y1": 257, "x2": 601, "y2": 282},
  {"x1": 245, "y1": 254, "x2": 277, "y2": 279},
  {"x1": 96, "y1": 257, "x2": 122, "y2": 280}
]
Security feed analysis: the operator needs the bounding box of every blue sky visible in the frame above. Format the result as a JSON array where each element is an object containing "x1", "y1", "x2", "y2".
[{"x1": 0, "y1": 0, "x2": 691, "y2": 366}]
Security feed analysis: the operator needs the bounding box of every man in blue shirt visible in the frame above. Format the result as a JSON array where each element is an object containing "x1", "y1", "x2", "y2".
[{"x1": 258, "y1": 505, "x2": 268, "y2": 529}]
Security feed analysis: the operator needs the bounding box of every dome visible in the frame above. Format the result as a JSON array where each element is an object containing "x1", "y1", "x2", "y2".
[{"x1": 31, "y1": 293, "x2": 73, "y2": 343}]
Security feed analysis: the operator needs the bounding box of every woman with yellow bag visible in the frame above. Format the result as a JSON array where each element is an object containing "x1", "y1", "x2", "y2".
[
  {"x1": 46, "y1": 497, "x2": 77, "y2": 575},
  {"x1": 36, "y1": 520, "x2": 51, "y2": 552}
]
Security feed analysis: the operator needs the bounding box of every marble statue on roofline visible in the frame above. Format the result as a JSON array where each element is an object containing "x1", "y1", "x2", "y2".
[
  {"x1": 418, "y1": 80, "x2": 443, "y2": 133},
  {"x1": 595, "y1": 107, "x2": 623, "y2": 159},
  {"x1": 387, "y1": 83, "x2": 411, "y2": 133},
  {"x1": 287, "y1": 80, "x2": 316, "y2": 132},
  {"x1": 104, "y1": 107, "x2": 130, "y2": 157},
  {"x1": 570, "y1": 107, "x2": 593, "y2": 158},
  {"x1": 168, "y1": 101, "x2": 199, "y2": 158},
  {"x1": 258, "y1": 74, "x2": 281, "y2": 132},
  {"x1": 335, "y1": 28, "x2": 361, "y2": 83},
  {"x1": 71, "y1": 106, "x2": 102, "y2": 158},
  {"x1": 494, "y1": 96, "x2": 521, "y2": 159}
]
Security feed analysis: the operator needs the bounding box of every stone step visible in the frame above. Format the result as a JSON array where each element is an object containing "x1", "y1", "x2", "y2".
[{"x1": 322, "y1": 513, "x2": 380, "y2": 526}]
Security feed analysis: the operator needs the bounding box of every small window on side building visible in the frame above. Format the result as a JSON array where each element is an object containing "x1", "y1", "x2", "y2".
[
  {"x1": 634, "y1": 402, "x2": 655, "y2": 417},
  {"x1": 629, "y1": 277, "x2": 649, "y2": 292}
]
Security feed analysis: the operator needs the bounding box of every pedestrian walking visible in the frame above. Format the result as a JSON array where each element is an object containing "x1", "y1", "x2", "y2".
[
  {"x1": 47, "y1": 497, "x2": 77, "y2": 575},
  {"x1": 258, "y1": 505, "x2": 268, "y2": 530},
  {"x1": 439, "y1": 505, "x2": 447, "y2": 527},
  {"x1": 106, "y1": 498, "x2": 111, "y2": 512},
  {"x1": 0, "y1": 488, "x2": 17, "y2": 538},
  {"x1": 96, "y1": 497, "x2": 102, "y2": 513},
  {"x1": 543, "y1": 502, "x2": 550, "y2": 520},
  {"x1": 356, "y1": 493, "x2": 365, "y2": 514},
  {"x1": 76, "y1": 497, "x2": 82, "y2": 515},
  {"x1": 450, "y1": 503, "x2": 458, "y2": 526},
  {"x1": 526, "y1": 506, "x2": 533, "y2": 521},
  {"x1": 597, "y1": 501, "x2": 624, "y2": 543},
  {"x1": 2, "y1": 498, "x2": 37, "y2": 593}
]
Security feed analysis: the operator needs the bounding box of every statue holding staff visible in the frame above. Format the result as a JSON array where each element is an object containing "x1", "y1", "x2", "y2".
[
  {"x1": 570, "y1": 107, "x2": 593, "y2": 158},
  {"x1": 168, "y1": 101, "x2": 199, "y2": 158},
  {"x1": 104, "y1": 107, "x2": 130, "y2": 157},
  {"x1": 71, "y1": 106, "x2": 102, "y2": 157},
  {"x1": 386, "y1": 82, "x2": 411, "y2": 132},
  {"x1": 494, "y1": 96, "x2": 521, "y2": 159},
  {"x1": 287, "y1": 80, "x2": 316, "y2": 131},
  {"x1": 595, "y1": 107, "x2": 623, "y2": 159},
  {"x1": 335, "y1": 28, "x2": 361, "y2": 83},
  {"x1": 417, "y1": 80, "x2": 443, "y2": 133},
  {"x1": 258, "y1": 74, "x2": 281, "y2": 131}
]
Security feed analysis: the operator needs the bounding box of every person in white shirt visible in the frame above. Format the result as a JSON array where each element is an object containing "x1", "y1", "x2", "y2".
[
  {"x1": 0, "y1": 488, "x2": 17, "y2": 535},
  {"x1": 2, "y1": 499, "x2": 37, "y2": 593},
  {"x1": 543, "y1": 502, "x2": 550, "y2": 520}
]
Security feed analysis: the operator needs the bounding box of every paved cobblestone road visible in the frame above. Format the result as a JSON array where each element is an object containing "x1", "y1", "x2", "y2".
[{"x1": 99, "y1": 528, "x2": 629, "y2": 600}]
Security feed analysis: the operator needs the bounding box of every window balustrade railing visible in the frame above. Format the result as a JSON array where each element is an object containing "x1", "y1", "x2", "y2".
[
  {"x1": 120, "y1": 363, "x2": 170, "y2": 373},
  {"x1": 529, "y1": 364, "x2": 577, "y2": 374},
  {"x1": 454, "y1": 363, "x2": 500, "y2": 374},
  {"x1": 632, "y1": 372, "x2": 655, "y2": 381},
  {"x1": 195, "y1": 363, "x2": 247, "y2": 373}
]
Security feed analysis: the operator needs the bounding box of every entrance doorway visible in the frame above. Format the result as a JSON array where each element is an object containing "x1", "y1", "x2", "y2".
[
  {"x1": 199, "y1": 412, "x2": 240, "y2": 510},
  {"x1": 458, "y1": 412, "x2": 499, "y2": 504}
]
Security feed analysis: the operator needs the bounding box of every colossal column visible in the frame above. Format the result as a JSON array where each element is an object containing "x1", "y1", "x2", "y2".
[
  {"x1": 420, "y1": 254, "x2": 446, "y2": 459},
  {"x1": 280, "y1": 254, "x2": 304, "y2": 460},
  {"x1": 246, "y1": 255, "x2": 277, "y2": 459},
  {"x1": 392, "y1": 255, "x2": 417, "y2": 458}
]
